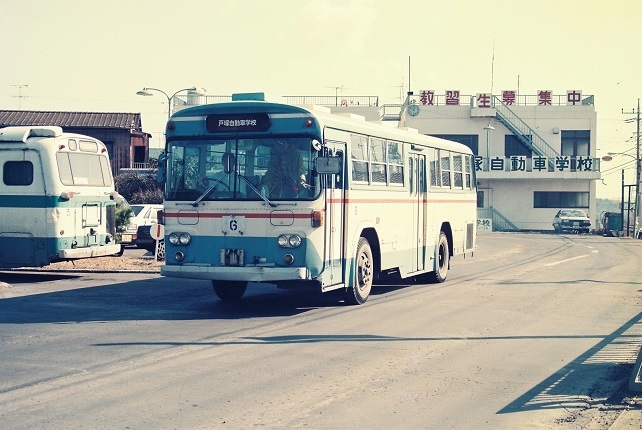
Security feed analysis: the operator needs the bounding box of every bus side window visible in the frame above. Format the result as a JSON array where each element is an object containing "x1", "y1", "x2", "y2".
[
  {"x1": 409, "y1": 156, "x2": 414, "y2": 194},
  {"x1": 3, "y1": 161, "x2": 34, "y2": 186}
]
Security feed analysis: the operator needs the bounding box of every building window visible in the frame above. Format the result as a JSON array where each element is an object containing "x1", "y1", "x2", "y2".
[
  {"x1": 561, "y1": 130, "x2": 590, "y2": 156},
  {"x1": 3, "y1": 161, "x2": 33, "y2": 186},
  {"x1": 505, "y1": 135, "x2": 533, "y2": 157},
  {"x1": 534, "y1": 191, "x2": 589, "y2": 208},
  {"x1": 431, "y1": 134, "x2": 479, "y2": 155}
]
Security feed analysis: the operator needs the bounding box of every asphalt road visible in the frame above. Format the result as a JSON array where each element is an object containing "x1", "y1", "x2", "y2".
[{"x1": 1, "y1": 232, "x2": 641, "y2": 429}]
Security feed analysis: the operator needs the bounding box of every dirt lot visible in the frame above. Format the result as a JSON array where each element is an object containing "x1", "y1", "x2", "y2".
[{"x1": 45, "y1": 255, "x2": 162, "y2": 272}]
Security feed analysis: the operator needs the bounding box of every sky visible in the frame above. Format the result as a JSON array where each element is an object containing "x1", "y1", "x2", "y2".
[{"x1": 0, "y1": 0, "x2": 641, "y2": 200}]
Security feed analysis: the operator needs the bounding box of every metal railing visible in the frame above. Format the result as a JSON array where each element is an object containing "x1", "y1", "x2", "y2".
[
  {"x1": 282, "y1": 95, "x2": 379, "y2": 107},
  {"x1": 131, "y1": 162, "x2": 152, "y2": 169},
  {"x1": 477, "y1": 207, "x2": 520, "y2": 231},
  {"x1": 380, "y1": 104, "x2": 403, "y2": 121},
  {"x1": 173, "y1": 94, "x2": 379, "y2": 109},
  {"x1": 492, "y1": 96, "x2": 560, "y2": 162}
]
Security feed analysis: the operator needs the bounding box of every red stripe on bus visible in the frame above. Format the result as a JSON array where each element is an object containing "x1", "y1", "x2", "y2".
[
  {"x1": 327, "y1": 198, "x2": 476, "y2": 204},
  {"x1": 164, "y1": 196, "x2": 475, "y2": 219},
  {"x1": 163, "y1": 212, "x2": 311, "y2": 219}
]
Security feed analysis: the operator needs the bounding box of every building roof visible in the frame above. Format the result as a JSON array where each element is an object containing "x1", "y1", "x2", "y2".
[{"x1": 0, "y1": 110, "x2": 143, "y2": 130}]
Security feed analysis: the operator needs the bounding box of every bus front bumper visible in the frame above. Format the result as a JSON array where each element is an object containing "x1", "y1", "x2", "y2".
[
  {"x1": 160, "y1": 264, "x2": 311, "y2": 282},
  {"x1": 57, "y1": 244, "x2": 122, "y2": 259}
]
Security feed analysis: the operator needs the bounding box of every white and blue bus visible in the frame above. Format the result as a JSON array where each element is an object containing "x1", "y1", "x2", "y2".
[
  {"x1": 0, "y1": 126, "x2": 122, "y2": 268},
  {"x1": 159, "y1": 93, "x2": 476, "y2": 304}
]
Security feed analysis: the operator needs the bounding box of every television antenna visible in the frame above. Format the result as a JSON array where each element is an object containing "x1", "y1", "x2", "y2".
[
  {"x1": 326, "y1": 85, "x2": 347, "y2": 106},
  {"x1": 11, "y1": 84, "x2": 28, "y2": 109}
]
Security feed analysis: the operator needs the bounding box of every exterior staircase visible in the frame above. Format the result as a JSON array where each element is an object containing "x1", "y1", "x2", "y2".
[
  {"x1": 492, "y1": 96, "x2": 560, "y2": 168},
  {"x1": 477, "y1": 207, "x2": 520, "y2": 232}
]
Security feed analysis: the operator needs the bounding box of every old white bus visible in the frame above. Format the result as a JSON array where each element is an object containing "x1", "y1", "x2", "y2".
[
  {"x1": 0, "y1": 126, "x2": 121, "y2": 268},
  {"x1": 159, "y1": 93, "x2": 477, "y2": 304}
]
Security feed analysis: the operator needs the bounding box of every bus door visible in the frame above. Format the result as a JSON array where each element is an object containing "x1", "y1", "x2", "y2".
[
  {"x1": 410, "y1": 153, "x2": 427, "y2": 272},
  {"x1": 81, "y1": 202, "x2": 102, "y2": 246},
  {"x1": 326, "y1": 143, "x2": 346, "y2": 287}
]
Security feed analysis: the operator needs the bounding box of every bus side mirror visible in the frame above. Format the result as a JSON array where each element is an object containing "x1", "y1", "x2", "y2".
[
  {"x1": 316, "y1": 156, "x2": 341, "y2": 175},
  {"x1": 157, "y1": 153, "x2": 167, "y2": 183}
]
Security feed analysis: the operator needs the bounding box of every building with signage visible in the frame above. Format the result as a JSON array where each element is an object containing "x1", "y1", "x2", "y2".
[
  {"x1": 399, "y1": 90, "x2": 599, "y2": 231},
  {"x1": 175, "y1": 90, "x2": 600, "y2": 232}
]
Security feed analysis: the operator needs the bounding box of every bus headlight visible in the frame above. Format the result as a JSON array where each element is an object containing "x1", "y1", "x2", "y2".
[
  {"x1": 288, "y1": 234, "x2": 302, "y2": 248},
  {"x1": 168, "y1": 232, "x2": 192, "y2": 246},
  {"x1": 178, "y1": 233, "x2": 191, "y2": 245},
  {"x1": 277, "y1": 234, "x2": 302, "y2": 248},
  {"x1": 277, "y1": 235, "x2": 289, "y2": 247}
]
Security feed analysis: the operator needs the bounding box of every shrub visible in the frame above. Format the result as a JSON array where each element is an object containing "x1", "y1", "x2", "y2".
[{"x1": 115, "y1": 172, "x2": 163, "y2": 204}]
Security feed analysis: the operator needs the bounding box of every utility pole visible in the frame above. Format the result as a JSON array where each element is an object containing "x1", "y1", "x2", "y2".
[{"x1": 623, "y1": 98, "x2": 641, "y2": 238}]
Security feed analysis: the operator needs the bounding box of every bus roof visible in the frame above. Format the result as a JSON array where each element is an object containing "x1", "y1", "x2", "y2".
[
  {"x1": 171, "y1": 95, "x2": 473, "y2": 155},
  {"x1": 0, "y1": 126, "x2": 63, "y2": 143}
]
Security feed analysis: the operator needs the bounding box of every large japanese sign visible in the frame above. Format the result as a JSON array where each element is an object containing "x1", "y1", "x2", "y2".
[
  {"x1": 417, "y1": 90, "x2": 584, "y2": 107},
  {"x1": 474, "y1": 155, "x2": 595, "y2": 173},
  {"x1": 206, "y1": 113, "x2": 270, "y2": 133}
]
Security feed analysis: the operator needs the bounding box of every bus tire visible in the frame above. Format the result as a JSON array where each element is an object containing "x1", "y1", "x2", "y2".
[
  {"x1": 428, "y1": 232, "x2": 449, "y2": 283},
  {"x1": 344, "y1": 237, "x2": 373, "y2": 305},
  {"x1": 213, "y1": 281, "x2": 247, "y2": 301}
]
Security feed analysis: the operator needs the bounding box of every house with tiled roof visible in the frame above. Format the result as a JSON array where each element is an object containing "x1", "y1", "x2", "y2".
[{"x1": 0, "y1": 110, "x2": 151, "y2": 176}]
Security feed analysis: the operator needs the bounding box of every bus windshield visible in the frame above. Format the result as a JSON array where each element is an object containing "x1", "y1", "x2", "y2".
[{"x1": 165, "y1": 137, "x2": 321, "y2": 202}]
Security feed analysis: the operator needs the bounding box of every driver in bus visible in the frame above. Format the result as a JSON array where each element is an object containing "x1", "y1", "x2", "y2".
[{"x1": 262, "y1": 140, "x2": 307, "y2": 198}]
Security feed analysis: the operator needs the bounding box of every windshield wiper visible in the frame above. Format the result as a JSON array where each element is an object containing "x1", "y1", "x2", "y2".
[
  {"x1": 239, "y1": 174, "x2": 277, "y2": 207},
  {"x1": 191, "y1": 175, "x2": 228, "y2": 207}
]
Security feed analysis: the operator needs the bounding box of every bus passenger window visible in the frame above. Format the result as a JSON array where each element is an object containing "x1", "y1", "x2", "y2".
[
  {"x1": 334, "y1": 150, "x2": 344, "y2": 189},
  {"x1": 388, "y1": 141, "x2": 404, "y2": 185},
  {"x1": 453, "y1": 154, "x2": 463, "y2": 189},
  {"x1": 3, "y1": 161, "x2": 33, "y2": 186},
  {"x1": 409, "y1": 157, "x2": 414, "y2": 194},
  {"x1": 428, "y1": 148, "x2": 440, "y2": 187},
  {"x1": 441, "y1": 151, "x2": 451, "y2": 187}
]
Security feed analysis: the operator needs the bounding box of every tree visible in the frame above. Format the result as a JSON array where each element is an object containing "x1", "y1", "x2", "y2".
[{"x1": 115, "y1": 172, "x2": 163, "y2": 204}]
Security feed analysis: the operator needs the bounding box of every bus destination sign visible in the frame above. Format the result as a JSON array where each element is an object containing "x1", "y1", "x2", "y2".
[{"x1": 206, "y1": 113, "x2": 270, "y2": 133}]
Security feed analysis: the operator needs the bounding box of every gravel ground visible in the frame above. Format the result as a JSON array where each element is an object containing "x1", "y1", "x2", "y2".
[{"x1": 44, "y1": 255, "x2": 161, "y2": 272}]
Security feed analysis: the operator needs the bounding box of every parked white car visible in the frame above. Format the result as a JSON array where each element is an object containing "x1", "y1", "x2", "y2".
[
  {"x1": 552, "y1": 209, "x2": 591, "y2": 233},
  {"x1": 128, "y1": 204, "x2": 163, "y2": 247}
]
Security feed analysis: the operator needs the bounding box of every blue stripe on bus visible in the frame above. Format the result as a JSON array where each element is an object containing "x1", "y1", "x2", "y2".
[
  {"x1": 163, "y1": 235, "x2": 326, "y2": 277},
  {"x1": 162, "y1": 236, "x2": 435, "y2": 286},
  {"x1": 0, "y1": 195, "x2": 115, "y2": 208},
  {"x1": 0, "y1": 234, "x2": 114, "y2": 267}
]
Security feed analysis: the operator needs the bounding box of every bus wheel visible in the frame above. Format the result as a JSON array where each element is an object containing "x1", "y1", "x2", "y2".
[
  {"x1": 213, "y1": 281, "x2": 247, "y2": 301},
  {"x1": 428, "y1": 232, "x2": 449, "y2": 283},
  {"x1": 344, "y1": 238, "x2": 373, "y2": 305}
]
